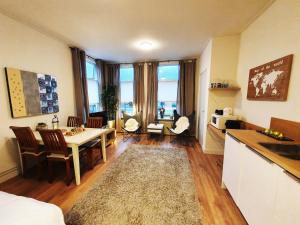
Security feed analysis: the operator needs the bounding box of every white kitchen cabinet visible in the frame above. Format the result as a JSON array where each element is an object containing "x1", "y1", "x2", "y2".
[
  {"x1": 222, "y1": 134, "x2": 243, "y2": 202},
  {"x1": 238, "y1": 146, "x2": 280, "y2": 225},
  {"x1": 273, "y1": 169, "x2": 300, "y2": 225}
]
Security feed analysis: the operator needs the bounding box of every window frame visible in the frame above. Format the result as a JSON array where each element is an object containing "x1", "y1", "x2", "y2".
[
  {"x1": 86, "y1": 56, "x2": 102, "y2": 113},
  {"x1": 157, "y1": 61, "x2": 179, "y2": 121},
  {"x1": 120, "y1": 64, "x2": 134, "y2": 115}
]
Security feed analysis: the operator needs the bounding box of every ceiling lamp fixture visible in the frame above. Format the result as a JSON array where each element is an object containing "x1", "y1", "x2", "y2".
[{"x1": 139, "y1": 41, "x2": 153, "y2": 50}]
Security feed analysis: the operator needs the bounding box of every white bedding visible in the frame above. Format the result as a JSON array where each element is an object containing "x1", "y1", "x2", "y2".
[{"x1": 0, "y1": 191, "x2": 66, "y2": 225}]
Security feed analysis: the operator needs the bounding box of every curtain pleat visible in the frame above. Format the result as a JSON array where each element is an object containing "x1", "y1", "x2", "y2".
[
  {"x1": 133, "y1": 63, "x2": 145, "y2": 131},
  {"x1": 70, "y1": 47, "x2": 89, "y2": 122},
  {"x1": 133, "y1": 63, "x2": 144, "y2": 113},
  {"x1": 145, "y1": 62, "x2": 158, "y2": 127},
  {"x1": 177, "y1": 59, "x2": 196, "y2": 134}
]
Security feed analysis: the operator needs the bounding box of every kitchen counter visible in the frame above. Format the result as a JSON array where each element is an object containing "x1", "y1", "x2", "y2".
[{"x1": 227, "y1": 129, "x2": 300, "y2": 179}]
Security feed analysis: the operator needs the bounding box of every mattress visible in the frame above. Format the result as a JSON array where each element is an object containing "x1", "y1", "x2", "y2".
[{"x1": 0, "y1": 191, "x2": 66, "y2": 225}]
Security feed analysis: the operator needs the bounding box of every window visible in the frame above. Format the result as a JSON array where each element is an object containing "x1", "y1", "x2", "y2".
[
  {"x1": 86, "y1": 58, "x2": 102, "y2": 113},
  {"x1": 157, "y1": 63, "x2": 179, "y2": 120},
  {"x1": 120, "y1": 65, "x2": 134, "y2": 115}
]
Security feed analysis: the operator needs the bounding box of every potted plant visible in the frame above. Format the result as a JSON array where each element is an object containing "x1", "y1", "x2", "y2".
[{"x1": 101, "y1": 85, "x2": 119, "y2": 128}]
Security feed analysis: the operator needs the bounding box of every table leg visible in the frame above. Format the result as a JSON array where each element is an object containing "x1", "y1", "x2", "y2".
[
  {"x1": 101, "y1": 133, "x2": 107, "y2": 162},
  {"x1": 71, "y1": 144, "x2": 81, "y2": 185}
]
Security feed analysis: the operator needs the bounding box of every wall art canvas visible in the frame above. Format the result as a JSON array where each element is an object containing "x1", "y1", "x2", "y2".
[
  {"x1": 247, "y1": 55, "x2": 293, "y2": 101},
  {"x1": 5, "y1": 67, "x2": 59, "y2": 118}
]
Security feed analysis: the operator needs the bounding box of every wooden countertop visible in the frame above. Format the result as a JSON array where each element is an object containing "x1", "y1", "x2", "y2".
[{"x1": 227, "y1": 129, "x2": 300, "y2": 179}]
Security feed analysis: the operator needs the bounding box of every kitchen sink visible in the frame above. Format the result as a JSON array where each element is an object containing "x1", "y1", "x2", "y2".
[{"x1": 258, "y1": 143, "x2": 300, "y2": 160}]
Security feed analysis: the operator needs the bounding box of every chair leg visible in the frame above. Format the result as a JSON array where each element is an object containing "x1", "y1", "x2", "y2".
[
  {"x1": 36, "y1": 156, "x2": 43, "y2": 180},
  {"x1": 65, "y1": 159, "x2": 72, "y2": 186},
  {"x1": 22, "y1": 155, "x2": 27, "y2": 178},
  {"x1": 47, "y1": 160, "x2": 53, "y2": 183}
]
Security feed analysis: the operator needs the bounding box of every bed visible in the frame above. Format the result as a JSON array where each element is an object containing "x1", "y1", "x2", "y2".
[{"x1": 0, "y1": 191, "x2": 66, "y2": 225}]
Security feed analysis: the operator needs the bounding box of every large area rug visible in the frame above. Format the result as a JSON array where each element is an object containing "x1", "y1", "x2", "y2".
[{"x1": 66, "y1": 144, "x2": 202, "y2": 225}]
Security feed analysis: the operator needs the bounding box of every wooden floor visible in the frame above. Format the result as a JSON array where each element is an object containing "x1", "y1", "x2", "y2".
[{"x1": 0, "y1": 134, "x2": 246, "y2": 225}]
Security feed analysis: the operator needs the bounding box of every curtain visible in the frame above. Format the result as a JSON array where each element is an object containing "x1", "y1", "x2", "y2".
[
  {"x1": 70, "y1": 47, "x2": 89, "y2": 122},
  {"x1": 177, "y1": 59, "x2": 196, "y2": 134},
  {"x1": 133, "y1": 63, "x2": 145, "y2": 131},
  {"x1": 103, "y1": 64, "x2": 121, "y2": 131},
  {"x1": 145, "y1": 62, "x2": 158, "y2": 127},
  {"x1": 133, "y1": 63, "x2": 144, "y2": 113},
  {"x1": 95, "y1": 59, "x2": 105, "y2": 111}
]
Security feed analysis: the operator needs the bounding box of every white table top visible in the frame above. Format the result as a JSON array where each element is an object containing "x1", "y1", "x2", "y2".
[
  {"x1": 33, "y1": 127, "x2": 113, "y2": 146},
  {"x1": 147, "y1": 123, "x2": 164, "y2": 130}
]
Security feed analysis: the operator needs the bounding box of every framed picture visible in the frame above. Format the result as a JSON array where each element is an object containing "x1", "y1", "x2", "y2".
[
  {"x1": 247, "y1": 55, "x2": 293, "y2": 101},
  {"x1": 5, "y1": 67, "x2": 59, "y2": 118}
]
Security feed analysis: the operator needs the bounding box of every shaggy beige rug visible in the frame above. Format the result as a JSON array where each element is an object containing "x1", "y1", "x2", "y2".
[{"x1": 66, "y1": 144, "x2": 202, "y2": 225}]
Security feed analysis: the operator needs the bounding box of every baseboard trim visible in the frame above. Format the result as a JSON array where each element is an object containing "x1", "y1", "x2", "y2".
[
  {"x1": 0, "y1": 167, "x2": 19, "y2": 183},
  {"x1": 203, "y1": 149, "x2": 224, "y2": 155}
]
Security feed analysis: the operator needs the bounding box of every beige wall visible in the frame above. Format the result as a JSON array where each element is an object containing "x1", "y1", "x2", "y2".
[
  {"x1": 235, "y1": 0, "x2": 300, "y2": 128},
  {"x1": 198, "y1": 36, "x2": 240, "y2": 154},
  {"x1": 0, "y1": 13, "x2": 76, "y2": 182}
]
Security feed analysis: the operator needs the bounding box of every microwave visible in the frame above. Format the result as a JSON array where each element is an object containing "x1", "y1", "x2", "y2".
[{"x1": 211, "y1": 114, "x2": 238, "y2": 130}]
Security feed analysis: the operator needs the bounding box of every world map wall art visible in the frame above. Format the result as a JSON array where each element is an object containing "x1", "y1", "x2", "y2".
[
  {"x1": 5, "y1": 67, "x2": 59, "y2": 118},
  {"x1": 247, "y1": 54, "x2": 293, "y2": 101}
]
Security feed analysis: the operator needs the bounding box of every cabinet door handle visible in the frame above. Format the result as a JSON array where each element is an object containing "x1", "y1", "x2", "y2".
[{"x1": 284, "y1": 170, "x2": 300, "y2": 183}]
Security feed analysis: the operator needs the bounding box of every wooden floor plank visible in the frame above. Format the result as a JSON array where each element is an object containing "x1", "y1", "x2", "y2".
[{"x1": 0, "y1": 134, "x2": 246, "y2": 225}]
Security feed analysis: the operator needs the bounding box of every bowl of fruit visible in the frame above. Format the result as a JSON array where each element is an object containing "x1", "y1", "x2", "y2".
[{"x1": 257, "y1": 129, "x2": 294, "y2": 141}]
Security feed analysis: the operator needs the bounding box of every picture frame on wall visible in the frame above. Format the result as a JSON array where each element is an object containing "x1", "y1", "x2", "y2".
[
  {"x1": 5, "y1": 67, "x2": 59, "y2": 118},
  {"x1": 247, "y1": 54, "x2": 293, "y2": 101}
]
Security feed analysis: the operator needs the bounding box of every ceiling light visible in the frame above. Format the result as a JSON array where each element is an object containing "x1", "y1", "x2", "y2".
[{"x1": 139, "y1": 41, "x2": 153, "y2": 50}]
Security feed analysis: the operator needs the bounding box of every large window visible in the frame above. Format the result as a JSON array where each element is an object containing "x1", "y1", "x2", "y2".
[
  {"x1": 86, "y1": 58, "x2": 102, "y2": 113},
  {"x1": 120, "y1": 65, "x2": 134, "y2": 115},
  {"x1": 157, "y1": 63, "x2": 179, "y2": 120}
]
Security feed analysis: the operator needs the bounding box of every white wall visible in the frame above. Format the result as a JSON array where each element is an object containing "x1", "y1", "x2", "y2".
[
  {"x1": 235, "y1": 0, "x2": 300, "y2": 128},
  {"x1": 0, "y1": 13, "x2": 76, "y2": 182}
]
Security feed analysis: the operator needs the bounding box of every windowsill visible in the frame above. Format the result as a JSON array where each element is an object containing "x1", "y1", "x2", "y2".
[{"x1": 157, "y1": 118, "x2": 174, "y2": 122}]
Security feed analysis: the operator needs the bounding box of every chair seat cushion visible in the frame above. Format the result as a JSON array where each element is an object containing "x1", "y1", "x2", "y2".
[
  {"x1": 124, "y1": 118, "x2": 139, "y2": 132},
  {"x1": 46, "y1": 147, "x2": 86, "y2": 160},
  {"x1": 172, "y1": 116, "x2": 190, "y2": 134}
]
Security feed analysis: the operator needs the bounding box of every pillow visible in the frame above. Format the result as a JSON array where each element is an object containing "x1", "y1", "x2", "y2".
[{"x1": 173, "y1": 116, "x2": 189, "y2": 134}]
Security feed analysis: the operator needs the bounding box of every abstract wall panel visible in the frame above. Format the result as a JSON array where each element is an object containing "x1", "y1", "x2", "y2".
[{"x1": 5, "y1": 67, "x2": 59, "y2": 118}]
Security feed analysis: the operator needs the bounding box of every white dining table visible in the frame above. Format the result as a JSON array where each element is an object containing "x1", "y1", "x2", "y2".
[{"x1": 31, "y1": 127, "x2": 112, "y2": 185}]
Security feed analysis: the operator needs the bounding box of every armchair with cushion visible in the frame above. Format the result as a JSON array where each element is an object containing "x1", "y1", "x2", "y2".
[{"x1": 122, "y1": 111, "x2": 142, "y2": 141}]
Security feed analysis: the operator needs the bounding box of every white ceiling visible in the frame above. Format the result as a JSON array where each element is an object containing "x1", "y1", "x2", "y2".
[{"x1": 0, "y1": 0, "x2": 274, "y2": 62}]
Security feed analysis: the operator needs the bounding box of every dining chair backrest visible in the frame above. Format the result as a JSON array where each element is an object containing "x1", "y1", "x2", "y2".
[
  {"x1": 67, "y1": 116, "x2": 83, "y2": 127},
  {"x1": 86, "y1": 117, "x2": 103, "y2": 128},
  {"x1": 10, "y1": 126, "x2": 39, "y2": 153},
  {"x1": 39, "y1": 129, "x2": 68, "y2": 157}
]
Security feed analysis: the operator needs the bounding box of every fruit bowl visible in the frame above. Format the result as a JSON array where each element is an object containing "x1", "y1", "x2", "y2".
[{"x1": 256, "y1": 130, "x2": 294, "y2": 142}]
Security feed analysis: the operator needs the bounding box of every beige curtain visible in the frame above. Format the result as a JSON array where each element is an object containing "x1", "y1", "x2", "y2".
[
  {"x1": 95, "y1": 59, "x2": 104, "y2": 111},
  {"x1": 70, "y1": 47, "x2": 89, "y2": 122},
  {"x1": 177, "y1": 59, "x2": 196, "y2": 134},
  {"x1": 133, "y1": 63, "x2": 144, "y2": 113},
  {"x1": 103, "y1": 64, "x2": 121, "y2": 131},
  {"x1": 145, "y1": 62, "x2": 158, "y2": 127},
  {"x1": 133, "y1": 63, "x2": 145, "y2": 131}
]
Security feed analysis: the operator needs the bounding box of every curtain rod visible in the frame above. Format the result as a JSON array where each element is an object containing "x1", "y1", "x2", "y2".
[{"x1": 105, "y1": 58, "x2": 197, "y2": 65}]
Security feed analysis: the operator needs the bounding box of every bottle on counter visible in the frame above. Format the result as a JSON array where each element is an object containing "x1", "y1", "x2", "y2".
[{"x1": 52, "y1": 114, "x2": 59, "y2": 129}]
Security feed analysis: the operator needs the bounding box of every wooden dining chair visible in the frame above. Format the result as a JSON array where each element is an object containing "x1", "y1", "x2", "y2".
[
  {"x1": 86, "y1": 117, "x2": 103, "y2": 128},
  {"x1": 39, "y1": 129, "x2": 91, "y2": 185},
  {"x1": 67, "y1": 116, "x2": 83, "y2": 127},
  {"x1": 10, "y1": 126, "x2": 46, "y2": 179}
]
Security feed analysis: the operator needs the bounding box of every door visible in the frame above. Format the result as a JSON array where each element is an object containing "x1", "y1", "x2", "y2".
[{"x1": 199, "y1": 69, "x2": 208, "y2": 147}]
